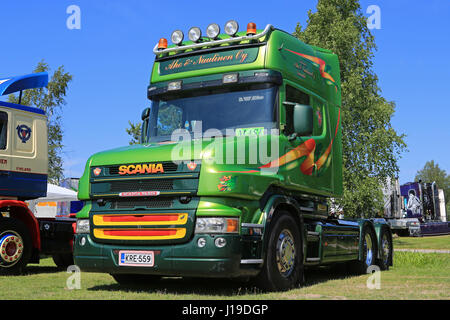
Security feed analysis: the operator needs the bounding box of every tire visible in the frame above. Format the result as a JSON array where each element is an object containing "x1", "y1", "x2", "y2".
[
  {"x1": 377, "y1": 227, "x2": 393, "y2": 270},
  {"x1": 52, "y1": 253, "x2": 74, "y2": 269},
  {"x1": 350, "y1": 224, "x2": 377, "y2": 274},
  {"x1": 255, "y1": 212, "x2": 304, "y2": 291},
  {"x1": 0, "y1": 218, "x2": 32, "y2": 275},
  {"x1": 110, "y1": 274, "x2": 161, "y2": 287}
]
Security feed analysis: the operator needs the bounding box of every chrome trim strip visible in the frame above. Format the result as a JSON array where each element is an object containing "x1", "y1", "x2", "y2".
[
  {"x1": 153, "y1": 24, "x2": 273, "y2": 56},
  {"x1": 241, "y1": 223, "x2": 264, "y2": 228},
  {"x1": 306, "y1": 258, "x2": 321, "y2": 262},
  {"x1": 240, "y1": 259, "x2": 264, "y2": 264}
]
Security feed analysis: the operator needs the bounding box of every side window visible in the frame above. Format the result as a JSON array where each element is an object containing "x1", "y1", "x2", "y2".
[
  {"x1": 0, "y1": 111, "x2": 7, "y2": 150},
  {"x1": 284, "y1": 85, "x2": 310, "y2": 135}
]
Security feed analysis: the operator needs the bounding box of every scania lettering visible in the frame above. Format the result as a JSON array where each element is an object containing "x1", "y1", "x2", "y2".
[{"x1": 74, "y1": 21, "x2": 393, "y2": 291}]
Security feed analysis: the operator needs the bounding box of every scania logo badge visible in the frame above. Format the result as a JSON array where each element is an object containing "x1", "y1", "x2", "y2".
[
  {"x1": 187, "y1": 162, "x2": 197, "y2": 171},
  {"x1": 16, "y1": 124, "x2": 32, "y2": 143},
  {"x1": 93, "y1": 168, "x2": 102, "y2": 176}
]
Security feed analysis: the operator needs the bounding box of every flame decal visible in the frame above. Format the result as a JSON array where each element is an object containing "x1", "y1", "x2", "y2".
[
  {"x1": 260, "y1": 109, "x2": 340, "y2": 176},
  {"x1": 284, "y1": 48, "x2": 336, "y2": 84}
]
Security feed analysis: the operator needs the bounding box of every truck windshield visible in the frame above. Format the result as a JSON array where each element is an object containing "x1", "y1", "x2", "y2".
[{"x1": 147, "y1": 83, "x2": 278, "y2": 142}]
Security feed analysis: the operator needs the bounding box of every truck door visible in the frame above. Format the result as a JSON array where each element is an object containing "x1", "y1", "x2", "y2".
[
  {"x1": 0, "y1": 109, "x2": 12, "y2": 196},
  {"x1": 282, "y1": 82, "x2": 333, "y2": 192}
]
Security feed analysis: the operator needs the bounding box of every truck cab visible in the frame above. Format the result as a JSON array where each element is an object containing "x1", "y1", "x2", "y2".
[
  {"x1": 0, "y1": 74, "x2": 48, "y2": 200},
  {"x1": 0, "y1": 73, "x2": 74, "y2": 273}
]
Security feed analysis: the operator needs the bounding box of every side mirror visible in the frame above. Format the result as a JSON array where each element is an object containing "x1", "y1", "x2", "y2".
[
  {"x1": 141, "y1": 107, "x2": 151, "y2": 143},
  {"x1": 141, "y1": 107, "x2": 150, "y2": 121},
  {"x1": 293, "y1": 103, "x2": 313, "y2": 136}
]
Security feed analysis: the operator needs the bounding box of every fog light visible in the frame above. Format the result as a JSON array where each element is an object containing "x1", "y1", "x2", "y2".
[
  {"x1": 215, "y1": 237, "x2": 226, "y2": 248},
  {"x1": 79, "y1": 236, "x2": 86, "y2": 246},
  {"x1": 197, "y1": 237, "x2": 206, "y2": 248}
]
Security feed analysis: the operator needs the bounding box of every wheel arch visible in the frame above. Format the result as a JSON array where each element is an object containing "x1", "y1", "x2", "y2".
[
  {"x1": 356, "y1": 219, "x2": 378, "y2": 262},
  {"x1": 260, "y1": 195, "x2": 307, "y2": 262},
  {"x1": 372, "y1": 220, "x2": 393, "y2": 266},
  {"x1": 0, "y1": 200, "x2": 41, "y2": 251}
]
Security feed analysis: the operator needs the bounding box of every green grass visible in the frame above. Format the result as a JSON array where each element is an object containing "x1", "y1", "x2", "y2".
[
  {"x1": 393, "y1": 235, "x2": 450, "y2": 250},
  {"x1": 0, "y1": 250, "x2": 449, "y2": 300}
]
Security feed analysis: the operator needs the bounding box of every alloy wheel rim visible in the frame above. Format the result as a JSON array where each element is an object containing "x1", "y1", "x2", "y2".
[
  {"x1": 0, "y1": 232, "x2": 24, "y2": 267},
  {"x1": 381, "y1": 234, "x2": 390, "y2": 265},
  {"x1": 276, "y1": 229, "x2": 296, "y2": 277},
  {"x1": 364, "y1": 233, "x2": 373, "y2": 266}
]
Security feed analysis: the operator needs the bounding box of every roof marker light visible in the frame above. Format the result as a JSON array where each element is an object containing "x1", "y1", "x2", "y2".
[
  {"x1": 206, "y1": 23, "x2": 220, "y2": 39},
  {"x1": 224, "y1": 20, "x2": 239, "y2": 36},
  {"x1": 188, "y1": 27, "x2": 202, "y2": 42},
  {"x1": 223, "y1": 73, "x2": 238, "y2": 84},
  {"x1": 168, "y1": 81, "x2": 182, "y2": 91},
  {"x1": 157, "y1": 38, "x2": 168, "y2": 50},
  {"x1": 247, "y1": 22, "x2": 257, "y2": 36},
  {"x1": 171, "y1": 30, "x2": 184, "y2": 45}
]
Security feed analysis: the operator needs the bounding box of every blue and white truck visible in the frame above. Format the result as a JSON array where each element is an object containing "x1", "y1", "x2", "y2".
[{"x1": 0, "y1": 73, "x2": 75, "y2": 274}]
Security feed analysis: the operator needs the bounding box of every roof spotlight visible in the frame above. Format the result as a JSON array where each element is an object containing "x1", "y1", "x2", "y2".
[
  {"x1": 188, "y1": 27, "x2": 202, "y2": 42},
  {"x1": 224, "y1": 20, "x2": 239, "y2": 36},
  {"x1": 171, "y1": 30, "x2": 184, "y2": 45},
  {"x1": 206, "y1": 23, "x2": 220, "y2": 39}
]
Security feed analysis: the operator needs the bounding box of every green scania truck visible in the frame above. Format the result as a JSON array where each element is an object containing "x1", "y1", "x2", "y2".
[{"x1": 73, "y1": 21, "x2": 393, "y2": 291}]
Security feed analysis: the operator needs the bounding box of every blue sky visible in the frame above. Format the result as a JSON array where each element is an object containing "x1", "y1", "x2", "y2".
[{"x1": 0, "y1": 0, "x2": 449, "y2": 184}]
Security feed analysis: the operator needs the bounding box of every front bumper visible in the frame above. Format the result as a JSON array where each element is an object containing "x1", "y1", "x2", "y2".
[{"x1": 74, "y1": 233, "x2": 261, "y2": 278}]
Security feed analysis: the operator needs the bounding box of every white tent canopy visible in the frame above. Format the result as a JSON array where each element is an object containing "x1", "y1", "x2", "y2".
[
  {"x1": 36, "y1": 184, "x2": 78, "y2": 202},
  {"x1": 28, "y1": 184, "x2": 78, "y2": 218}
]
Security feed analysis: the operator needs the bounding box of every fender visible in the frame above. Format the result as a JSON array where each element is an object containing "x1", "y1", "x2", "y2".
[
  {"x1": 352, "y1": 218, "x2": 378, "y2": 262},
  {"x1": 259, "y1": 194, "x2": 308, "y2": 262},
  {"x1": 371, "y1": 218, "x2": 393, "y2": 266},
  {"x1": 0, "y1": 200, "x2": 41, "y2": 250}
]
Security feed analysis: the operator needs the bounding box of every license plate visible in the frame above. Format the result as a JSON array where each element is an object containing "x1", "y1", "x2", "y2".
[{"x1": 118, "y1": 251, "x2": 154, "y2": 267}]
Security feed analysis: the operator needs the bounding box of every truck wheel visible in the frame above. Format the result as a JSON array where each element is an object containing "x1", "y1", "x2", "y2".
[
  {"x1": 110, "y1": 274, "x2": 161, "y2": 287},
  {"x1": 0, "y1": 218, "x2": 32, "y2": 275},
  {"x1": 52, "y1": 253, "x2": 74, "y2": 269},
  {"x1": 350, "y1": 225, "x2": 377, "y2": 274},
  {"x1": 255, "y1": 212, "x2": 304, "y2": 291},
  {"x1": 377, "y1": 227, "x2": 393, "y2": 270}
]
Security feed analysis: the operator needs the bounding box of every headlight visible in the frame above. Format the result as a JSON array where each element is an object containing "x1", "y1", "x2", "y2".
[
  {"x1": 188, "y1": 27, "x2": 202, "y2": 42},
  {"x1": 195, "y1": 217, "x2": 238, "y2": 234},
  {"x1": 76, "y1": 219, "x2": 90, "y2": 234}
]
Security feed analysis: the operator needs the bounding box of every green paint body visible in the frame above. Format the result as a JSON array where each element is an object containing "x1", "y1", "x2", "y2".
[{"x1": 74, "y1": 26, "x2": 390, "y2": 278}]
